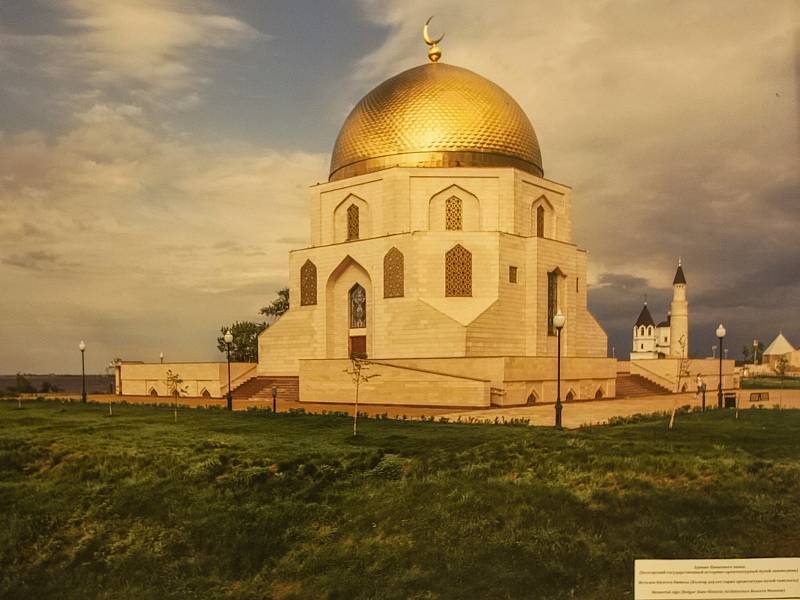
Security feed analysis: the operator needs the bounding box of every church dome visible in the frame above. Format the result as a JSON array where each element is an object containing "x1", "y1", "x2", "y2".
[{"x1": 329, "y1": 62, "x2": 543, "y2": 181}]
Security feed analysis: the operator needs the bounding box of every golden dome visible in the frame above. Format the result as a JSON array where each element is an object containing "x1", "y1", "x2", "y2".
[{"x1": 329, "y1": 62, "x2": 543, "y2": 181}]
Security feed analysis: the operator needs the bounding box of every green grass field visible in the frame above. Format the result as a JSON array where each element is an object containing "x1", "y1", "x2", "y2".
[
  {"x1": 2, "y1": 400, "x2": 799, "y2": 599},
  {"x1": 741, "y1": 376, "x2": 800, "y2": 389}
]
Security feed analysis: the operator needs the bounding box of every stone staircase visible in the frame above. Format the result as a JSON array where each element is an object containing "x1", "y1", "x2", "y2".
[
  {"x1": 615, "y1": 373, "x2": 671, "y2": 398},
  {"x1": 231, "y1": 376, "x2": 299, "y2": 403}
]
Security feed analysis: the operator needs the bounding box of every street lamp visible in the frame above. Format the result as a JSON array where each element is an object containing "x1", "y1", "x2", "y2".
[
  {"x1": 78, "y1": 340, "x2": 87, "y2": 402},
  {"x1": 160, "y1": 351, "x2": 164, "y2": 364},
  {"x1": 553, "y1": 309, "x2": 566, "y2": 429},
  {"x1": 224, "y1": 330, "x2": 233, "y2": 411},
  {"x1": 716, "y1": 323, "x2": 726, "y2": 408}
]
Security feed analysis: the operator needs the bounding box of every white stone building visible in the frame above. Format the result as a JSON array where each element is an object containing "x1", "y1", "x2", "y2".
[
  {"x1": 630, "y1": 262, "x2": 688, "y2": 360},
  {"x1": 257, "y1": 41, "x2": 615, "y2": 407}
]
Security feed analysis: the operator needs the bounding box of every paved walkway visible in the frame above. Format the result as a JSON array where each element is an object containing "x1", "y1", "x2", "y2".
[{"x1": 442, "y1": 389, "x2": 800, "y2": 429}]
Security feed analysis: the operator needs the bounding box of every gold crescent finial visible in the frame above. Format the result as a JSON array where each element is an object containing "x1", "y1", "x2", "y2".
[{"x1": 423, "y1": 16, "x2": 444, "y2": 62}]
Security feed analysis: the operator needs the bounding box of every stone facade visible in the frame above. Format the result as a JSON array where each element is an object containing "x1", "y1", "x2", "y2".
[
  {"x1": 258, "y1": 166, "x2": 614, "y2": 406},
  {"x1": 116, "y1": 362, "x2": 256, "y2": 398}
]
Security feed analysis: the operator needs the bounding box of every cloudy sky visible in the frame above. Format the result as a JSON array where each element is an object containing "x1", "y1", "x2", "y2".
[{"x1": 1, "y1": 0, "x2": 797, "y2": 374}]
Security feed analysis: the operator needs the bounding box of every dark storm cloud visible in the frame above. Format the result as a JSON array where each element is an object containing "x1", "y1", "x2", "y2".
[
  {"x1": 693, "y1": 255, "x2": 800, "y2": 310},
  {"x1": 588, "y1": 273, "x2": 672, "y2": 357}
]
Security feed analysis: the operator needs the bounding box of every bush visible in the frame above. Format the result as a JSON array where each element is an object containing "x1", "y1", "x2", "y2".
[{"x1": 371, "y1": 454, "x2": 405, "y2": 480}]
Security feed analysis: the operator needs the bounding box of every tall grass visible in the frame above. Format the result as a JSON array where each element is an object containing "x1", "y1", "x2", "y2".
[{"x1": 1, "y1": 400, "x2": 799, "y2": 599}]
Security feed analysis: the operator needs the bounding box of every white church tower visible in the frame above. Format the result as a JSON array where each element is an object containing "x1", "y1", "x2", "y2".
[
  {"x1": 669, "y1": 260, "x2": 688, "y2": 357},
  {"x1": 630, "y1": 302, "x2": 658, "y2": 359}
]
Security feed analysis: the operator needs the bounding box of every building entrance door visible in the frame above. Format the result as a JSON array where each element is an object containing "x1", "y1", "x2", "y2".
[{"x1": 349, "y1": 335, "x2": 366, "y2": 357}]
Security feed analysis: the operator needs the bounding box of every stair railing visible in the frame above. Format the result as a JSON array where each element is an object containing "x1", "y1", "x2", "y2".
[
  {"x1": 629, "y1": 361, "x2": 676, "y2": 392},
  {"x1": 221, "y1": 364, "x2": 258, "y2": 395}
]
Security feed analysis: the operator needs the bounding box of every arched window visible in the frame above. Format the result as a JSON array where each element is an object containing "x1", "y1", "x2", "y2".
[
  {"x1": 383, "y1": 247, "x2": 404, "y2": 298},
  {"x1": 200, "y1": 388, "x2": 211, "y2": 398},
  {"x1": 565, "y1": 390, "x2": 575, "y2": 402},
  {"x1": 347, "y1": 204, "x2": 359, "y2": 240},
  {"x1": 527, "y1": 391, "x2": 537, "y2": 405},
  {"x1": 349, "y1": 284, "x2": 366, "y2": 328},
  {"x1": 149, "y1": 387, "x2": 158, "y2": 397},
  {"x1": 595, "y1": 388, "x2": 604, "y2": 400},
  {"x1": 639, "y1": 326, "x2": 645, "y2": 336},
  {"x1": 445, "y1": 197, "x2": 463, "y2": 230},
  {"x1": 536, "y1": 205, "x2": 545, "y2": 237},
  {"x1": 445, "y1": 244, "x2": 472, "y2": 297},
  {"x1": 300, "y1": 260, "x2": 317, "y2": 306},
  {"x1": 647, "y1": 326, "x2": 653, "y2": 336}
]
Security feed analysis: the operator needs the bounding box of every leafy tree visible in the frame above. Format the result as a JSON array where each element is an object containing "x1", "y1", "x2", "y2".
[
  {"x1": 260, "y1": 287, "x2": 289, "y2": 320},
  {"x1": 39, "y1": 381, "x2": 61, "y2": 393},
  {"x1": 774, "y1": 355, "x2": 789, "y2": 379},
  {"x1": 8, "y1": 373, "x2": 35, "y2": 394},
  {"x1": 164, "y1": 369, "x2": 188, "y2": 398},
  {"x1": 216, "y1": 321, "x2": 267, "y2": 362},
  {"x1": 742, "y1": 342, "x2": 764, "y2": 364}
]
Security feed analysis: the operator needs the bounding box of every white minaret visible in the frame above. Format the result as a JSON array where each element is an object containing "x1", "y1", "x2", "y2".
[{"x1": 669, "y1": 259, "x2": 688, "y2": 357}]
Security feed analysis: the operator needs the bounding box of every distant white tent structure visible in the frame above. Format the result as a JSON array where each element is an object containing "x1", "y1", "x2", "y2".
[
  {"x1": 763, "y1": 332, "x2": 797, "y2": 369},
  {"x1": 764, "y1": 332, "x2": 795, "y2": 356}
]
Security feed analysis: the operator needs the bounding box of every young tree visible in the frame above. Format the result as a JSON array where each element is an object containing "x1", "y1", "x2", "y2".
[
  {"x1": 260, "y1": 287, "x2": 290, "y2": 320},
  {"x1": 670, "y1": 335, "x2": 691, "y2": 430},
  {"x1": 164, "y1": 369, "x2": 188, "y2": 422},
  {"x1": 775, "y1": 356, "x2": 789, "y2": 410},
  {"x1": 344, "y1": 357, "x2": 380, "y2": 437},
  {"x1": 216, "y1": 321, "x2": 267, "y2": 362},
  {"x1": 11, "y1": 373, "x2": 35, "y2": 394}
]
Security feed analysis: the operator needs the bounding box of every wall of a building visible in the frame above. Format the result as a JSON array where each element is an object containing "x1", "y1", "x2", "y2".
[
  {"x1": 259, "y1": 165, "x2": 607, "y2": 378},
  {"x1": 630, "y1": 358, "x2": 736, "y2": 393},
  {"x1": 118, "y1": 362, "x2": 256, "y2": 397},
  {"x1": 299, "y1": 358, "x2": 492, "y2": 407},
  {"x1": 298, "y1": 355, "x2": 616, "y2": 408}
]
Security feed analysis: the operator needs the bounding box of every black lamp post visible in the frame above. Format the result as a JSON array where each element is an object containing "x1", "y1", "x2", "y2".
[
  {"x1": 79, "y1": 340, "x2": 87, "y2": 402},
  {"x1": 553, "y1": 309, "x2": 566, "y2": 429},
  {"x1": 271, "y1": 385, "x2": 277, "y2": 414},
  {"x1": 716, "y1": 323, "x2": 726, "y2": 408},
  {"x1": 224, "y1": 330, "x2": 233, "y2": 410}
]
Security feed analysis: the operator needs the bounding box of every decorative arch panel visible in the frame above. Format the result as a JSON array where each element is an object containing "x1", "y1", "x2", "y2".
[
  {"x1": 445, "y1": 197, "x2": 463, "y2": 230},
  {"x1": 383, "y1": 247, "x2": 404, "y2": 298},
  {"x1": 347, "y1": 204, "x2": 360, "y2": 240},
  {"x1": 445, "y1": 244, "x2": 472, "y2": 297},
  {"x1": 300, "y1": 260, "x2": 317, "y2": 306}
]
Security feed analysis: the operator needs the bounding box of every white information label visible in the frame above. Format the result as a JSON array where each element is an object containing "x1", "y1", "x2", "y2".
[{"x1": 635, "y1": 558, "x2": 800, "y2": 599}]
